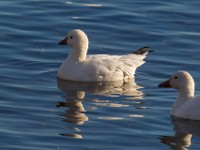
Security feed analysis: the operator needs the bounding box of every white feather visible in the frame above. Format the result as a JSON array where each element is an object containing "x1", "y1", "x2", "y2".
[
  {"x1": 58, "y1": 29, "x2": 148, "y2": 82},
  {"x1": 159, "y1": 71, "x2": 200, "y2": 120}
]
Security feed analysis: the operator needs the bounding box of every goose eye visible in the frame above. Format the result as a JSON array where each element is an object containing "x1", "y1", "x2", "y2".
[
  {"x1": 174, "y1": 76, "x2": 178, "y2": 79},
  {"x1": 70, "y1": 36, "x2": 73, "y2": 39}
]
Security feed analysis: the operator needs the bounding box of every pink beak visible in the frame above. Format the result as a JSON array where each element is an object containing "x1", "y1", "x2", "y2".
[
  {"x1": 59, "y1": 37, "x2": 68, "y2": 45},
  {"x1": 158, "y1": 79, "x2": 171, "y2": 88}
]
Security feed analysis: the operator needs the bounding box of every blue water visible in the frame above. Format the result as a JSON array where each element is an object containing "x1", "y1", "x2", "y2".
[{"x1": 1, "y1": 0, "x2": 200, "y2": 149}]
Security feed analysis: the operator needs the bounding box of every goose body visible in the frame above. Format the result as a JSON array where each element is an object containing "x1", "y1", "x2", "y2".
[
  {"x1": 57, "y1": 29, "x2": 149, "y2": 82},
  {"x1": 159, "y1": 71, "x2": 200, "y2": 120}
]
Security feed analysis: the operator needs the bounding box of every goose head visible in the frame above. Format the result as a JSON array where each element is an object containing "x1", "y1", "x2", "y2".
[
  {"x1": 158, "y1": 71, "x2": 195, "y2": 96},
  {"x1": 59, "y1": 29, "x2": 88, "y2": 48},
  {"x1": 59, "y1": 29, "x2": 89, "y2": 62}
]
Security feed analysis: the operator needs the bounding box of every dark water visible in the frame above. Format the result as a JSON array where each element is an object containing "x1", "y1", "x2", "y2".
[{"x1": 1, "y1": 0, "x2": 200, "y2": 149}]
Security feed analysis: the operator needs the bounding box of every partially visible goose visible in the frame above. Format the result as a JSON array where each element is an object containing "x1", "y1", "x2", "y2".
[
  {"x1": 57, "y1": 29, "x2": 149, "y2": 82},
  {"x1": 158, "y1": 71, "x2": 200, "y2": 120}
]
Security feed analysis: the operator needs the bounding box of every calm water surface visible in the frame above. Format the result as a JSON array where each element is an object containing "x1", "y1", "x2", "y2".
[{"x1": 1, "y1": 0, "x2": 200, "y2": 149}]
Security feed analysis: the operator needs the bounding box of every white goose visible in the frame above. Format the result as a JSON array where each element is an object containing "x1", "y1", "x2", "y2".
[
  {"x1": 158, "y1": 71, "x2": 200, "y2": 120},
  {"x1": 57, "y1": 29, "x2": 149, "y2": 82}
]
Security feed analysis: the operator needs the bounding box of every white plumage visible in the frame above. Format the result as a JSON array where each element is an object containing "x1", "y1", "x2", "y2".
[
  {"x1": 159, "y1": 70, "x2": 200, "y2": 120},
  {"x1": 57, "y1": 29, "x2": 149, "y2": 82}
]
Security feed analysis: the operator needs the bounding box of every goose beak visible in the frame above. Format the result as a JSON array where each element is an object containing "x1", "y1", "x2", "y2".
[
  {"x1": 59, "y1": 37, "x2": 68, "y2": 45},
  {"x1": 158, "y1": 79, "x2": 171, "y2": 88}
]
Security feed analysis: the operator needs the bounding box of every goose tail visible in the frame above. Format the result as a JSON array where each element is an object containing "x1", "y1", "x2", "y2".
[{"x1": 131, "y1": 46, "x2": 152, "y2": 55}]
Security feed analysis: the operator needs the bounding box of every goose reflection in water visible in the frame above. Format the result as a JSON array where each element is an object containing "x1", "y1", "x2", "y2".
[
  {"x1": 56, "y1": 78, "x2": 144, "y2": 138},
  {"x1": 160, "y1": 117, "x2": 200, "y2": 150},
  {"x1": 57, "y1": 91, "x2": 88, "y2": 125}
]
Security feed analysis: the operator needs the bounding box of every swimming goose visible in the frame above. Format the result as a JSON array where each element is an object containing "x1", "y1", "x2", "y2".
[
  {"x1": 158, "y1": 71, "x2": 200, "y2": 120},
  {"x1": 57, "y1": 29, "x2": 149, "y2": 82}
]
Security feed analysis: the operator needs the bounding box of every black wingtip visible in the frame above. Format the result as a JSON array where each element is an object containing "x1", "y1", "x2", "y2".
[{"x1": 131, "y1": 46, "x2": 153, "y2": 55}]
